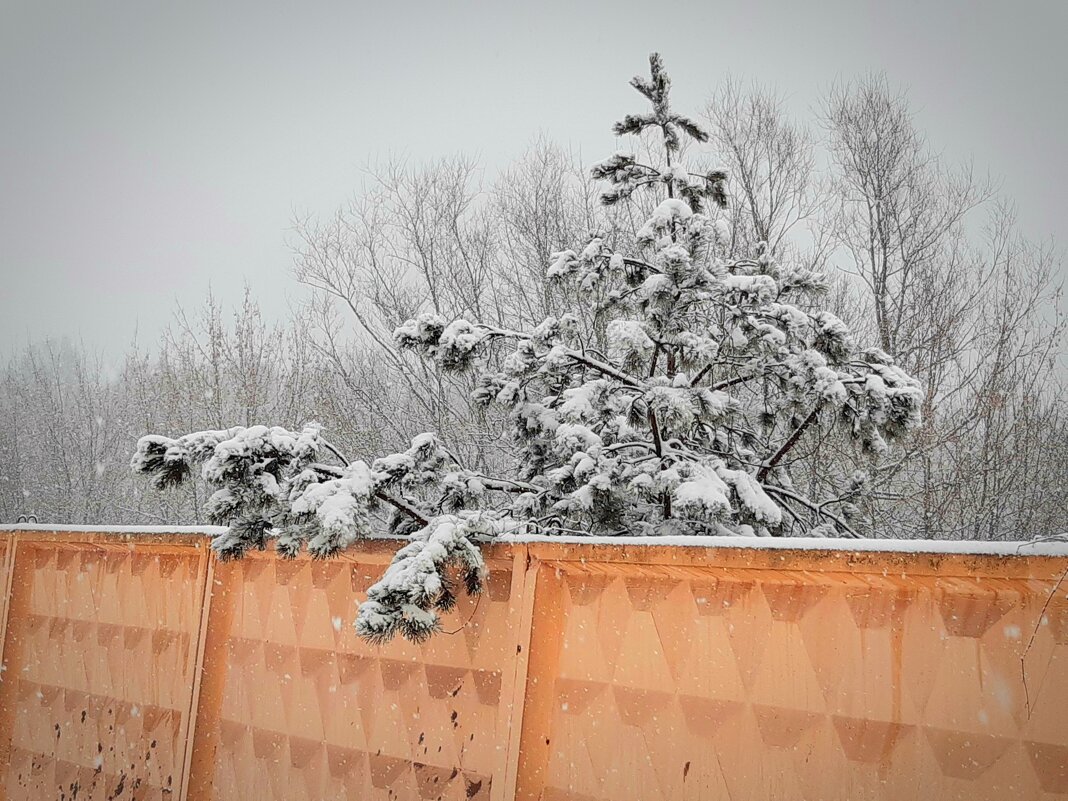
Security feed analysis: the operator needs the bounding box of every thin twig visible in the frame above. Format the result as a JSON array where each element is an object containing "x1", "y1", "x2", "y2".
[
  {"x1": 1021, "y1": 564, "x2": 1068, "y2": 719},
  {"x1": 442, "y1": 591, "x2": 483, "y2": 635}
]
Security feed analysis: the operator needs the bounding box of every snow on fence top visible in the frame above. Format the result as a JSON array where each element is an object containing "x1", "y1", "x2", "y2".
[
  {"x1": 0, "y1": 523, "x2": 229, "y2": 536},
  {"x1": 2, "y1": 522, "x2": 1066, "y2": 557}
]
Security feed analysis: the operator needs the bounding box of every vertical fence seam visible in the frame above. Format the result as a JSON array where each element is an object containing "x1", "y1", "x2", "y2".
[
  {"x1": 0, "y1": 534, "x2": 16, "y2": 673},
  {"x1": 500, "y1": 545, "x2": 542, "y2": 801},
  {"x1": 0, "y1": 534, "x2": 31, "y2": 801},
  {"x1": 177, "y1": 545, "x2": 218, "y2": 801}
]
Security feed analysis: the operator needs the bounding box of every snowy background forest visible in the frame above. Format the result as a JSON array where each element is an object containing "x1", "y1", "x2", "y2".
[
  {"x1": 3, "y1": 0, "x2": 1067, "y2": 547},
  {"x1": 2, "y1": 68, "x2": 1063, "y2": 542}
]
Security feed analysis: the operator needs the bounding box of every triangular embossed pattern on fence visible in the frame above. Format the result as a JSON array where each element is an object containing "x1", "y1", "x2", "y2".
[{"x1": 0, "y1": 529, "x2": 1065, "y2": 801}]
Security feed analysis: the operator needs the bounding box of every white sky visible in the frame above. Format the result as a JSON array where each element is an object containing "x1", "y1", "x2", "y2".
[{"x1": 2, "y1": 0, "x2": 1065, "y2": 358}]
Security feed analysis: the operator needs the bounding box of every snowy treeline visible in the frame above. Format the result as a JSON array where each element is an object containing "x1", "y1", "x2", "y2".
[
  {"x1": 1, "y1": 59, "x2": 1064, "y2": 545},
  {"x1": 0, "y1": 290, "x2": 328, "y2": 525}
]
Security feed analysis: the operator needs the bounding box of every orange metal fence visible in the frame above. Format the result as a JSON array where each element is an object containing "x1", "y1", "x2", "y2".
[{"x1": 0, "y1": 528, "x2": 1066, "y2": 801}]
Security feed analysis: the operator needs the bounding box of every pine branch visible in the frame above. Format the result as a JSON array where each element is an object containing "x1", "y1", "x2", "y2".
[
  {"x1": 376, "y1": 490, "x2": 429, "y2": 527},
  {"x1": 711, "y1": 374, "x2": 760, "y2": 392},
  {"x1": 309, "y1": 462, "x2": 344, "y2": 477},
  {"x1": 563, "y1": 350, "x2": 644, "y2": 388},
  {"x1": 757, "y1": 403, "x2": 822, "y2": 482},
  {"x1": 319, "y1": 439, "x2": 350, "y2": 465},
  {"x1": 478, "y1": 322, "x2": 644, "y2": 389},
  {"x1": 622, "y1": 256, "x2": 663, "y2": 275},
  {"x1": 763, "y1": 485, "x2": 860, "y2": 538},
  {"x1": 647, "y1": 343, "x2": 660, "y2": 378},
  {"x1": 645, "y1": 405, "x2": 672, "y2": 519},
  {"x1": 309, "y1": 461, "x2": 427, "y2": 527},
  {"x1": 477, "y1": 476, "x2": 542, "y2": 494}
]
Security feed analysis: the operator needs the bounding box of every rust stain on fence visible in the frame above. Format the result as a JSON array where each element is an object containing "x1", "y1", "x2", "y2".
[{"x1": 0, "y1": 529, "x2": 1066, "y2": 801}]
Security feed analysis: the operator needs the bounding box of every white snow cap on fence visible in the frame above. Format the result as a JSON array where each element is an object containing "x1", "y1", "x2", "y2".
[
  {"x1": 2, "y1": 523, "x2": 1066, "y2": 557},
  {"x1": 495, "y1": 531, "x2": 1068, "y2": 556}
]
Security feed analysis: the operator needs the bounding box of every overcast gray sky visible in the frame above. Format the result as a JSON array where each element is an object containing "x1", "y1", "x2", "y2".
[{"x1": 2, "y1": 0, "x2": 1065, "y2": 358}]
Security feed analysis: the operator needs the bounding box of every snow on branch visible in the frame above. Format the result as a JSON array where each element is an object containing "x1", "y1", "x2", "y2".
[{"x1": 355, "y1": 513, "x2": 506, "y2": 644}]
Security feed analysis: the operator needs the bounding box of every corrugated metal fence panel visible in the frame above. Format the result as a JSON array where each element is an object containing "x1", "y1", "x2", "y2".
[
  {"x1": 513, "y1": 544, "x2": 1068, "y2": 801},
  {"x1": 183, "y1": 546, "x2": 531, "y2": 801},
  {"x1": 0, "y1": 531, "x2": 1065, "y2": 801},
  {"x1": 0, "y1": 533, "x2": 211, "y2": 801}
]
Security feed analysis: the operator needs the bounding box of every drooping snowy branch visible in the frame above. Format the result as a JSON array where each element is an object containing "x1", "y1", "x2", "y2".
[{"x1": 355, "y1": 513, "x2": 507, "y2": 644}]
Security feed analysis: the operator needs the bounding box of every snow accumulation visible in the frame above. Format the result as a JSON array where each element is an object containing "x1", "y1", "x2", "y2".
[
  {"x1": 495, "y1": 532, "x2": 1068, "y2": 557},
  {"x1": 0, "y1": 523, "x2": 229, "y2": 535},
  {"x1": 1, "y1": 524, "x2": 1065, "y2": 557}
]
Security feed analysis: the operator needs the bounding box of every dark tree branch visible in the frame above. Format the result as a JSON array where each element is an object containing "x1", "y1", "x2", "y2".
[{"x1": 757, "y1": 403, "x2": 822, "y2": 482}]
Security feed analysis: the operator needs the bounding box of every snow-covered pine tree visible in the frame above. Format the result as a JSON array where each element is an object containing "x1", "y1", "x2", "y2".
[{"x1": 132, "y1": 54, "x2": 922, "y2": 643}]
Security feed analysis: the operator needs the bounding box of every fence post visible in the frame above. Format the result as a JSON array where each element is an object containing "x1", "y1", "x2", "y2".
[
  {"x1": 0, "y1": 534, "x2": 25, "y2": 801},
  {"x1": 492, "y1": 546, "x2": 536, "y2": 801},
  {"x1": 181, "y1": 556, "x2": 239, "y2": 801},
  {"x1": 0, "y1": 534, "x2": 16, "y2": 675},
  {"x1": 510, "y1": 553, "x2": 567, "y2": 801}
]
